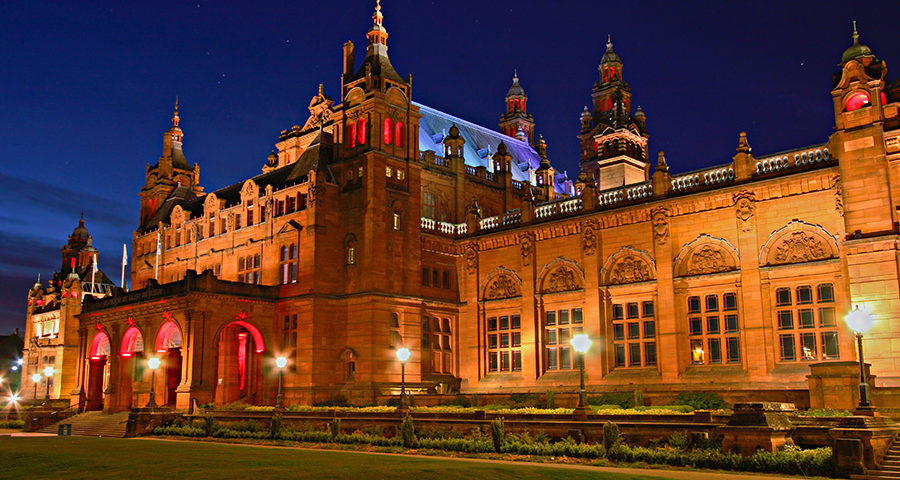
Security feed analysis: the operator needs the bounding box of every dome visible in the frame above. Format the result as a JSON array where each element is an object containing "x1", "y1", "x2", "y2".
[
  {"x1": 842, "y1": 23, "x2": 875, "y2": 64},
  {"x1": 601, "y1": 35, "x2": 620, "y2": 64},
  {"x1": 506, "y1": 71, "x2": 525, "y2": 97},
  {"x1": 70, "y1": 215, "x2": 90, "y2": 242}
]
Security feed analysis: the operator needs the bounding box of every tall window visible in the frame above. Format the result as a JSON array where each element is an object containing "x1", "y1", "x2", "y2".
[
  {"x1": 611, "y1": 301, "x2": 656, "y2": 368},
  {"x1": 356, "y1": 117, "x2": 366, "y2": 145},
  {"x1": 544, "y1": 307, "x2": 583, "y2": 371},
  {"x1": 687, "y1": 293, "x2": 740, "y2": 365},
  {"x1": 383, "y1": 117, "x2": 393, "y2": 145},
  {"x1": 246, "y1": 200, "x2": 254, "y2": 226},
  {"x1": 775, "y1": 283, "x2": 839, "y2": 362},
  {"x1": 486, "y1": 314, "x2": 521, "y2": 373},
  {"x1": 280, "y1": 244, "x2": 297, "y2": 284},
  {"x1": 282, "y1": 314, "x2": 297, "y2": 372},
  {"x1": 430, "y1": 317, "x2": 452, "y2": 374},
  {"x1": 422, "y1": 192, "x2": 436, "y2": 219},
  {"x1": 395, "y1": 121, "x2": 404, "y2": 148},
  {"x1": 237, "y1": 254, "x2": 261, "y2": 284},
  {"x1": 390, "y1": 313, "x2": 401, "y2": 347}
]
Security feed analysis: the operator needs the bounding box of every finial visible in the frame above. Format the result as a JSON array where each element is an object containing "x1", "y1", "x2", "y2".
[
  {"x1": 607, "y1": 34, "x2": 612, "y2": 49},
  {"x1": 513, "y1": 69, "x2": 518, "y2": 83},
  {"x1": 736, "y1": 131, "x2": 751, "y2": 154},
  {"x1": 656, "y1": 151, "x2": 668, "y2": 172},
  {"x1": 373, "y1": 0, "x2": 383, "y2": 25},
  {"x1": 318, "y1": 83, "x2": 324, "y2": 96},
  {"x1": 852, "y1": 20, "x2": 859, "y2": 44},
  {"x1": 172, "y1": 96, "x2": 180, "y2": 127}
]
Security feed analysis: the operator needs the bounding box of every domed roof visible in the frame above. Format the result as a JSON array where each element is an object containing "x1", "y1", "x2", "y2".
[
  {"x1": 506, "y1": 70, "x2": 525, "y2": 97},
  {"x1": 842, "y1": 23, "x2": 875, "y2": 64},
  {"x1": 601, "y1": 35, "x2": 620, "y2": 64},
  {"x1": 70, "y1": 215, "x2": 90, "y2": 242}
]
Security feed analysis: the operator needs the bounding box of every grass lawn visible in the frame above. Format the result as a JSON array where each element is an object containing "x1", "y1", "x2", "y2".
[{"x1": 0, "y1": 436, "x2": 669, "y2": 480}]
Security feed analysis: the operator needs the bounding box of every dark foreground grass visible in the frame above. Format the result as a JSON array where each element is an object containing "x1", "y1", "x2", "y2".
[{"x1": 0, "y1": 436, "x2": 668, "y2": 480}]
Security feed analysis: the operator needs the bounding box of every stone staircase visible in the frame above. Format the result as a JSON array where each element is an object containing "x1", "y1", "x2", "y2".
[
  {"x1": 856, "y1": 437, "x2": 900, "y2": 480},
  {"x1": 38, "y1": 411, "x2": 130, "y2": 438}
]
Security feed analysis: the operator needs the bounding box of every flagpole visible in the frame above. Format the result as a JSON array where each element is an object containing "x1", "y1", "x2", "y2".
[
  {"x1": 91, "y1": 253, "x2": 97, "y2": 296},
  {"x1": 155, "y1": 231, "x2": 161, "y2": 281},
  {"x1": 121, "y1": 243, "x2": 128, "y2": 292}
]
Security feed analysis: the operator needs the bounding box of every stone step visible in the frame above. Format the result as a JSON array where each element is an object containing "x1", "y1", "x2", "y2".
[{"x1": 865, "y1": 475, "x2": 900, "y2": 480}]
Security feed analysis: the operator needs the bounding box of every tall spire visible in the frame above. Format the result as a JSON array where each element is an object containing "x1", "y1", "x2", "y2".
[{"x1": 172, "y1": 96, "x2": 180, "y2": 127}]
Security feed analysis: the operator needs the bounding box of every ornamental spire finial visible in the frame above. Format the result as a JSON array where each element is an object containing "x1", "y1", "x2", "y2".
[
  {"x1": 852, "y1": 20, "x2": 858, "y2": 44},
  {"x1": 172, "y1": 96, "x2": 180, "y2": 127}
]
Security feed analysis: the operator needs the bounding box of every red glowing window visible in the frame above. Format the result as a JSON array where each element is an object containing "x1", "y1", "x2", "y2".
[
  {"x1": 845, "y1": 91, "x2": 870, "y2": 111},
  {"x1": 90, "y1": 331, "x2": 111, "y2": 360},
  {"x1": 881, "y1": 91, "x2": 888, "y2": 106},
  {"x1": 120, "y1": 326, "x2": 144, "y2": 358},
  {"x1": 347, "y1": 122, "x2": 356, "y2": 147},
  {"x1": 70, "y1": 257, "x2": 76, "y2": 269},
  {"x1": 155, "y1": 321, "x2": 183, "y2": 353},
  {"x1": 395, "y1": 121, "x2": 404, "y2": 148},
  {"x1": 357, "y1": 118, "x2": 366, "y2": 145},
  {"x1": 608, "y1": 98, "x2": 613, "y2": 110},
  {"x1": 383, "y1": 118, "x2": 393, "y2": 145}
]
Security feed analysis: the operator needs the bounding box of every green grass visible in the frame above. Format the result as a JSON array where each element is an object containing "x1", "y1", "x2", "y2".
[{"x1": 0, "y1": 436, "x2": 669, "y2": 480}]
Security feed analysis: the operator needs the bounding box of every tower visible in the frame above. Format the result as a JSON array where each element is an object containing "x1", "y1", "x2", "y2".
[
  {"x1": 139, "y1": 100, "x2": 203, "y2": 227},
  {"x1": 499, "y1": 70, "x2": 535, "y2": 145},
  {"x1": 578, "y1": 36, "x2": 649, "y2": 190}
]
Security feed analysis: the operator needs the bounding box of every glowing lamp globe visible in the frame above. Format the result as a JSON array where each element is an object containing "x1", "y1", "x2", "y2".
[
  {"x1": 9, "y1": 394, "x2": 19, "y2": 405},
  {"x1": 31, "y1": 373, "x2": 42, "y2": 384},
  {"x1": 395, "y1": 347, "x2": 411, "y2": 363},
  {"x1": 10, "y1": 366, "x2": 17, "y2": 372},
  {"x1": 275, "y1": 356, "x2": 288, "y2": 369},
  {"x1": 43, "y1": 366, "x2": 55, "y2": 377},
  {"x1": 16, "y1": 359, "x2": 23, "y2": 366},
  {"x1": 147, "y1": 357, "x2": 161, "y2": 370},
  {"x1": 846, "y1": 306, "x2": 875, "y2": 335},
  {"x1": 570, "y1": 334, "x2": 592, "y2": 354}
]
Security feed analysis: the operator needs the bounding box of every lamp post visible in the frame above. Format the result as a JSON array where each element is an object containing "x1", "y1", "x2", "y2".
[
  {"x1": 274, "y1": 356, "x2": 287, "y2": 410},
  {"x1": 570, "y1": 334, "x2": 592, "y2": 419},
  {"x1": 31, "y1": 374, "x2": 41, "y2": 404},
  {"x1": 395, "y1": 347, "x2": 411, "y2": 412},
  {"x1": 42, "y1": 366, "x2": 55, "y2": 405},
  {"x1": 146, "y1": 357, "x2": 161, "y2": 409},
  {"x1": 845, "y1": 305, "x2": 875, "y2": 414}
]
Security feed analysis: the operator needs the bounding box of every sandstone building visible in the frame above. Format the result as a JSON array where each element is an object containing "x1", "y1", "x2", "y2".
[{"x1": 24, "y1": 9, "x2": 900, "y2": 412}]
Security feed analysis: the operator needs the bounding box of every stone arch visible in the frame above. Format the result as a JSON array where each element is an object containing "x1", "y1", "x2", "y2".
[
  {"x1": 674, "y1": 234, "x2": 740, "y2": 277},
  {"x1": 214, "y1": 318, "x2": 266, "y2": 354},
  {"x1": 481, "y1": 266, "x2": 522, "y2": 301},
  {"x1": 759, "y1": 220, "x2": 839, "y2": 266},
  {"x1": 120, "y1": 325, "x2": 145, "y2": 358},
  {"x1": 154, "y1": 320, "x2": 183, "y2": 353},
  {"x1": 344, "y1": 87, "x2": 365, "y2": 105},
  {"x1": 601, "y1": 247, "x2": 656, "y2": 285},
  {"x1": 89, "y1": 329, "x2": 112, "y2": 360},
  {"x1": 537, "y1": 257, "x2": 584, "y2": 294},
  {"x1": 204, "y1": 193, "x2": 219, "y2": 215},
  {"x1": 385, "y1": 86, "x2": 409, "y2": 106}
]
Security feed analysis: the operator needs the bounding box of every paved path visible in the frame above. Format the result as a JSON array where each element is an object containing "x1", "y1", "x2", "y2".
[{"x1": 134, "y1": 437, "x2": 815, "y2": 480}]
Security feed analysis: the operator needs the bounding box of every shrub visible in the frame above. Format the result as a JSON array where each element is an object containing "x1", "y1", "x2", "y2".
[
  {"x1": 314, "y1": 394, "x2": 349, "y2": 407},
  {"x1": 226, "y1": 420, "x2": 261, "y2": 432},
  {"x1": 798, "y1": 408, "x2": 851, "y2": 417},
  {"x1": 269, "y1": 413, "x2": 282, "y2": 439},
  {"x1": 153, "y1": 425, "x2": 206, "y2": 437},
  {"x1": 667, "y1": 431, "x2": 690, "y2": 449},
  {"x1": 588, "y1": 392, "x2": 633, "y2": 408},
  {"x1": 673, "y1": 392, "x2": 727, "y2": 410},
  {"x1": 545, "y1": 391, "x2": 555, "y2": 409},
  {"x1": 329, "y1": 418, "x2": 341, "y2": 439},
  {"x1": 470, "y1": 393, "x2": 479, "y2": 407},
  {"x1": 202, "y1": 414, "x2": 217, "y2": 436},
  {"x1": 0, "y1": 420, "x2": 24, "y2": 429},
  {"x1": 634, "y1": 390, "x2": 644, "y2": 407},
  {"x1": 400, "y1": 415, "x2": 416, "y2": 448},
  {"x1": 602, "y1": 421, "x2": 620, "y2": 450},
  {"x1": 490, "y1": 418, "x2": 505, "y2": 452},
  {"x1": 441, "y1": 395, "x2": 471, "y2": 408}
]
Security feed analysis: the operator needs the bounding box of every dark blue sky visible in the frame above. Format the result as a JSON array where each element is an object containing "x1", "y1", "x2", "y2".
[{"x1": 1, "y1": 0, "x2": 898, "y2": 334}]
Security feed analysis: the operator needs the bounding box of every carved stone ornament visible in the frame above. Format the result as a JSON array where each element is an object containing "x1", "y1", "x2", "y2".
[
  {"x1": 520, "y1": 233, "x2": 534, "y2": 266},
  {"x1": 609, "y1": 255, "x2": 652, "y2": 285},
  {"x1": 687, "y1": 245, "x2": 732, "y2": 275},
  {"x1": 308, "y1": 183, "x2": 323, "y2": 206},
  {"x1": 651, "y1": 207, "x2": 670, "y2": 243},
  {"x1": 464, "y1": 243, "x2": 478, "y2": 274},
  {"x1": 831, "y1": 175, "x2": 844, "y2": 216},
  {"x1": 733, "y1": 191, "x2": 756, "y2": 231},
  {"x1": 543, "y1": 267, "x2": 581, "y2": 293},
  {"x1": 483, "y1": 273, "x2": 521, "y2": 300},
  {"x1": 581, "y1": 220, "x2": 597, "y2": 255},
  {"x1": 772, "y1": 231, "x2": 830, "y2": 265}
]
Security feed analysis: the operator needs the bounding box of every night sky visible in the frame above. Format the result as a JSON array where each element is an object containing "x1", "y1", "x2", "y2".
[{"x1": 1, "y1": 1, "x2": 898, "y2": 334}]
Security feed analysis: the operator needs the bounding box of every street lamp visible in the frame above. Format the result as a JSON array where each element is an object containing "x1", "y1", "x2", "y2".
[
  {"x1": 845, "y1": 305, "x2": 875, "y2": 414},
  {"x1": 42, "y1": 366, "x2": 55, "y2": 405},
  {"x1": 31, "y1": 373, "x2": 41, "y2": 403},
  {"x1": 274, "y1": 356, "x2": 287, "y2": 410},
  {"x1": 395, "y1": 348, "x2": 411, "y2": 412},
  {"x1": 146, "y1": 357, "x2": 161, "y2": 409},
  {"x1": 570, "y1": 334, "x2": 592, "y2": 415}
]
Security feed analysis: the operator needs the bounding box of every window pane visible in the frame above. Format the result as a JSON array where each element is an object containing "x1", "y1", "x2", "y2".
[
  {"x1": 559, "y1": 309, "x2": 570, "y2": 325},
  {"x1": 726, "y1": 337, "x2": 741, "y2": 363},
  {"x1": 488, "y1": 353, "x2": 498, "y2": 372},
  {"x1": 391, "y1": 313, "x2": 400, "y2": 328},
  {"x1": 573, "y1": 308, "x2": 583, "y2": 324},
  {"x1": 797, "y1": 286, "x2": 813, "y2": 305},
  {"x1": 422, "y1": 268, "x2": 429, "y2": 286},
  {"x1": 627, "y1": 303, "x2": 639, "y2": 319},
  {"x1": 822, "y1": 332, "x2": 840, "y2": 359},
  {"x1": 512, "y1": 332, "x2": 521, "y2": 347},
  {"x1": 643, "y1": 321, "x2": 655, "y2": 338},
  {"x1": 422, "y1": 334, "x2": 431, "y2": 348},
  {"x1": 500, "y1": 352, "x2": 510, "y2": 371},
  {"x1": 512, "y1": 351, "x2": 522, "y2": 371},
  {"x1": 433, "y1": 318, "x2": 441, "y2": 332},
  {"x1": 705, "y1": 295, "x2": 719, "y2": 312},
  {"x1": 612, "y1": 304, "x2": 623, "y2": 320},
  {"x1": 629, "y1": 343, "x2": 641, "y2": 366},
  {"x1": 691, "y1": 339, "x2": 704, "y2": 364},
  {"x1": 560, "y1": 347, "x2": 571, "y2": 369},
  {"x1": 689, "y1": 317, "x2": 702, "y2": 336},
  {"x1": 642, "y1": 301, "x2": 654, "y2": 317},
  {"x1": 817, "y1": 283, "x2": 835, "y2": 303},
  {"x1": 547, "y1": 347, "x2": 558, "y2": 370},
  {"x1": 776, "y1": 288, "x2": 792, "y2": 306},
  {"x1": 799, "y1": 309, "x2": 815, "y2": 329},
  {"x1": 777, "y1": 310, "x2": 793, "y2": 330},
  {"x1": 433, "y1": 335, "x2": 440, "y2": 349},
  {"x1": 819, "y1": 307, "x2": 836, "y2": 327},
  {"x1": 706, "y1": 316, "x2": 720, "y2": 335},
  {"x1": 547, "y1": 311, "x2": 556, "y2": 326},
  {"x1": 800, "y1": 333, "x2": 817, "y2": 360},
  {"x1": 547, "y1": 329, "x2": 557, "y2": 345},
  {"x1": 688, "y1": 296, "x2": 701, "y2": 314},
  {"x1": 644, "y1": 342, "x2": 657, "y2": 365},
  {"x1": 780, "y1": 334, "x2": 796, "y2": 361},
  {"x1": 511, "y1": 315, "x2": 521, "y2": 330},
  {"x1": 723, "y1": 293, "x2": 737, "y2": 311},
  {"x1": 486, "y1": 317, "x2": 495, "y2": 331},
  {"x1": 627, "y1": 322, "x2": 640, "y2": 340},
  {"x1": 559, "y1": 328, "x2": 570, "y2": 346},
  {"x1": 499, "y1": 316, "x2": 508, "y2": 330},
  {"x1": 708, "y1": 338, "x2": 722, "y2": 363},
  {"x1": 488, "y1": 334, "x2": 497, "y2": 349},
  {"x1": 613, "y1": 324, "x2": 624, "y2": 341},
  {"x1": 500, "y1": 333, "x2": 509, "y2": 348},
  {"x1": 725, "y1": 314, "x2": 739, "y2": 333},
  {"x1": 614, "y1": 344, "x2": 626, "y2": 367}
]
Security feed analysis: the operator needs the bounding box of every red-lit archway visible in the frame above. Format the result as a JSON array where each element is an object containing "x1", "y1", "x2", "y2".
[
  {"x1": 120, "y1": 326, "x2": 144, "y2": 358},
  {"x1": 154, "y1": 320, "x2": 183, "y2": 406},
  {"x1": 86, "y1": 331, "x2": 111, "y2": 410},
  {"x1": 119, "y1": 326, "x2": 145, "y2": 409},
  {"x1": 214, "y1": 317, "x2": 266, "y2": 405}
]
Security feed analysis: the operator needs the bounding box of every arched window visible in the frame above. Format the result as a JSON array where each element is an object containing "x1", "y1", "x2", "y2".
[
  {"x1": 845, "y1": 91, "x2": 870, "y2": 112},
  {"x1": 89, "y1": 331, "x2": 111, "y2": 360},
  {"x1": 347, "y1": 122, "x2": 356, "y2": 147},
  {"x1": 383, "y1": 118, "x2": 393, "y2": 145},
  {"x1": 155, "y1": 321, "x2": 182, "y2": 353},
  {"x1": 120, "y1": 327, "x2": 144, "y2": 358},
  {"x1": 394, "y1": 121, "x2": 404, "y2": 148},
  {"x1": 356, "y1": 117, "x2": 367, "y2": 145}
]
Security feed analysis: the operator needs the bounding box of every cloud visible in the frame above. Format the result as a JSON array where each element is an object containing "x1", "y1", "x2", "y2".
[{"x1": 0, "y1": 173, "x2": 133, "y2": 227}]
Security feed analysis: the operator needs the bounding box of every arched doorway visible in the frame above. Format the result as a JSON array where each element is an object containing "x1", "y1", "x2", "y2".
[
  {"x1": 215, "y1": 320, "x2": 266, "y2": 405},
  {"x1": 120, "y1": 326, "x2": 145, "y2": 408},
  {"x1": 155, "y1": 321, "x2": 183, "y2": 407},
  {"x1": 86, "y1": 331, "x2": 111, "y2": 411}
]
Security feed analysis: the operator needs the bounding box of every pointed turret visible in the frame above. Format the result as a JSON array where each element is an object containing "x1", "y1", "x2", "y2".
[
  {"x1": 499, "y1": 70, "x2": 536, "y2": 145},
  {"x1": 345, "y1": 0, "x2": 406, "y2": 92}
]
